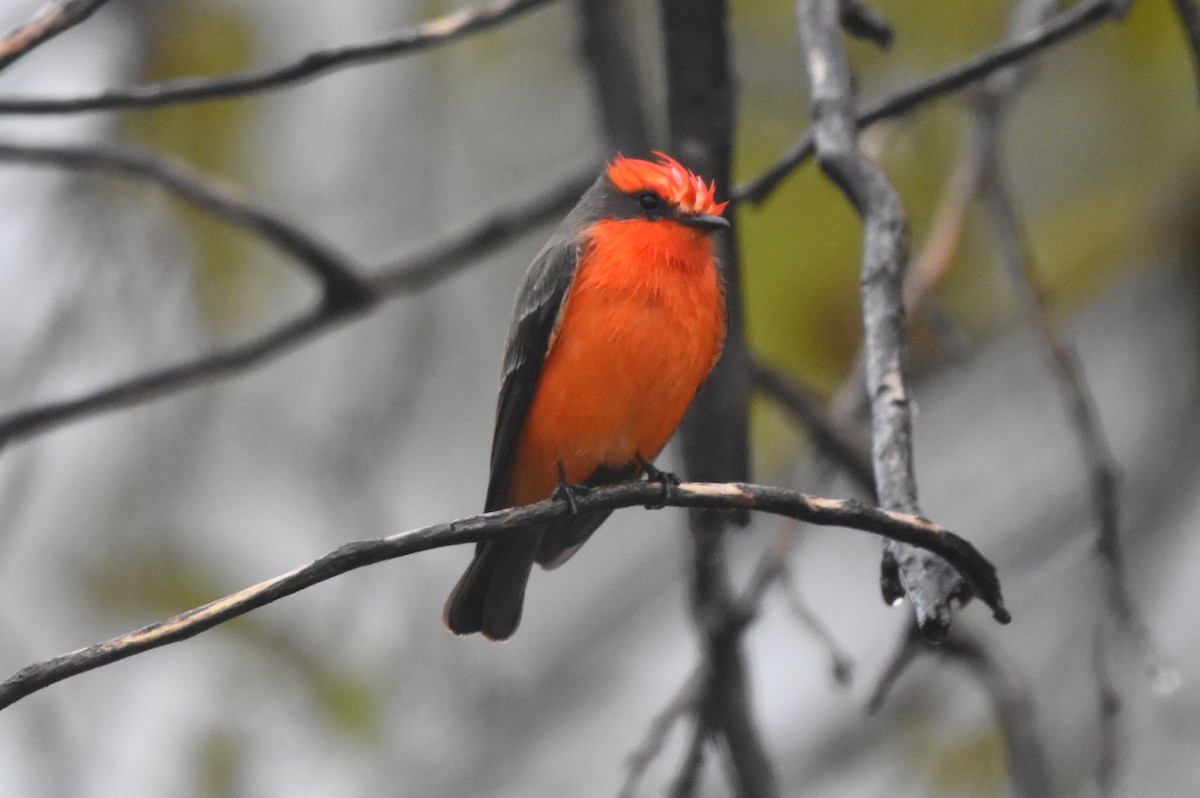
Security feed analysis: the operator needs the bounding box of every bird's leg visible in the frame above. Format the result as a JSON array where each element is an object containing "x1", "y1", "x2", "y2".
[
  {"x1": 552, "y1": 462, "x2": 591, "y2": 515},
  {"x1": 636, "y1": 454, "x2": 679, "y2": 509}
]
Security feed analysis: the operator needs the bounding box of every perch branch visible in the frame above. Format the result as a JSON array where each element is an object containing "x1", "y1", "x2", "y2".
[{"x1": 0, "y1": 480, "x2": 1008, "y2": 711}]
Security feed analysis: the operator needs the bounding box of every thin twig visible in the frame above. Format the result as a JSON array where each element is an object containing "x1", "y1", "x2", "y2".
[
  {"x1": 868, "y1": 621, "x2": 1051, "y2": 798},
  {"x1": 903, "y1": 160, "x2": 982, "y2": 315},
  {"x1": 972, "y1": 96, "x2": 1165, "y2": 796},
  {"x1": 668, "y1": 714, "x2": 710, "y2": 798},
  {"x1": 736, "y1": 0, "x2": 1122, "y2": 205},
  {"x1": 1093, "y1": 624, "x2": 1122, "y2": 796},
  {"x1": 619, "y1": 519, "x2": 853, "y2": 795},
  {"x1": 749, "y1": 359, "x2": 874, "y2": 491},
  {"x1": 0, "y1": 479, "x2": 1009, "y2": 711},
  {"x1": 0, "y1": 145, "x2": 594, "y2": 451},
  {"x1": 618, "y1": 674, "x2": 701, "y2": 798},
  {"x1": 937, "y1": 629, "x2": 1053, "y2": 798},
  {"x1": 799, "y1": 0, "x2": 967, "y2": 640},
  {"x1": 577, "y1": 0, "x2": 651, "y2": 155},
  {"x1": 0, "y1": 140, "x2": 374, "y2": 308},
  {"x1": 866, "y1": 618, "x2": 922, "y2": 714},
  {"x1": 1171, "y1": 0, "x2": 1200, "y2": 102},
  {"x1": 837, "y1": 0, "x2": 892, "y2": 48},
  {"x1": 373, "y1": 159, "x2": 596, "y2": 292},
  {"x1": 776, "y1": 564, "x2": 855, "y2": 685},
  {"x1": 0, "y1": 0, "x2": 113, "y2": 72},
  {"x1": 0, "y1": 0, "x2": 559, "y2": 114}
]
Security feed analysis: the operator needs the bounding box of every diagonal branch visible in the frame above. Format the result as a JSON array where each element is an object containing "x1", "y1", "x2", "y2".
[
  {"x1": 0, "y1": 143, "x2": 595, "y2": 451},
  {"x1": 972, "y1": 92, "x2": 1165, "y2": 796},
  {"x1": 750, "y1": 359, "x2": 874, "y2": 491},
  {"x1": 0, "y1": 480, "x2": 1008, "y2": 712},
  {"x1": 0, "y1": 140, "x2": 375, "y2": 308},
  {"x1": 0, "y1": 0, "x2": 559, "y2": 114},
  {"x1": 798, "y1": 0, "x2": 967, "y2": 639},
  {"x1": 737, "y1": 0, "x2": 1123, "y2": 205},
  {"x1": 0, "y1": 0, "x2": 114, "y2": 72}
]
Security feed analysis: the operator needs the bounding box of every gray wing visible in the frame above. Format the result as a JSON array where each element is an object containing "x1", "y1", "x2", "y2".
[{"x1": 484, "y1": 239, "x2": 580, "y2": 513}]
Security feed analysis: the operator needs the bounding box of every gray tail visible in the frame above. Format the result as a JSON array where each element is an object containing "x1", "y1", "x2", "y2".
[{"x1": 443, "y1": 531, "x2": 541, "y2": 641}]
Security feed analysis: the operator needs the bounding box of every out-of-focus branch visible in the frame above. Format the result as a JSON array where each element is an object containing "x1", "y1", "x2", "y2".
[
  {"x1": 798, "y1": 0, "x2": 969, "y2": 640},
  {"x1": 869, "y1": 621, "x2": 1051, "y2": 798},
  {"x1": 1171, "y1": 0, "x2": 1200, "y2": 102},
  {"x1": 661, "y1": 0, "x2": 771, "y2": 793},
  {"x1": 577, "y1": 0, "x2": 651, "y2": 155},
  {"x1": 668, "y1": 717, "x2": 709, "y2": 798},
  {"x1": 939, "y1": 629, "x2": 1052, "y2": 798},
  {"x1": 0, "y1": 479, "x2": 1008, "y2": 711},
  {"x1": 750, "y1": 359, "x2": 874, "y2": 491},
  {"x1": 619, "y1": 518, "x2": 855, "y2": 798},
  {"x1": 737, "y1": 0, "x2": 1124, "y2": 206},
  {"x1": 1093, "y1": 626, "x2": 1122, "y2": 795},
  {"x1": 0, "y1": 0, "x2": 114, "y2": 72},
  {"x1": 618, "y1": 673, "x2": 701, "y2": 798},
  {"x1": 972, "y1": 93, "x2": 1165, "y2": 796},
  {"x1": 837, "y1": 0, "x2": 892, "y2": 48},
  {"x1": 0, "y1": 141, "x2": 374, "y2": 308},
  {"x1": 373, "y1": 160, "x2": 596, "y2": 292},
  {"x1": 0, "y1": 0, "x2": 559, "y2": 114},
  {"x1": 0, "y1": 142, "x2": 595, "y2": 450}
]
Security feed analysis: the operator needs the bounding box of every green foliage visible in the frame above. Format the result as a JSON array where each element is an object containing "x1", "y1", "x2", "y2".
[{"x1": 730, "y1": 0, "x2": 1200, "y2": 467}]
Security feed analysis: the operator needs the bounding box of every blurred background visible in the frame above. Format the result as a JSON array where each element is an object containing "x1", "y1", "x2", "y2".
[{"x1": 0, "y1": 0, "x2": 1198, "y2": 795}]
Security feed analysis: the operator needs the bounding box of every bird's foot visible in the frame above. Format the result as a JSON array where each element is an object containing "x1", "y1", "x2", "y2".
[
  {"x1": 552, "y1": 463, "x2": 591, "y2": 515},
  {"x1": 637, "y1": 455, "x2": 679, "y2": 509}
]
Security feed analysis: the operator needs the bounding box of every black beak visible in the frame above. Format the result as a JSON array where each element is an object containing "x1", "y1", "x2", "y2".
[{"x1": 679, "y1": 213, "x2": 729, "y2": 232}]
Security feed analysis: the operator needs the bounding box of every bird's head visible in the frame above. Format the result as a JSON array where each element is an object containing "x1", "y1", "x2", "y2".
[{"x1": 602, "y1": 152, "x2": 729, "y2": 232}]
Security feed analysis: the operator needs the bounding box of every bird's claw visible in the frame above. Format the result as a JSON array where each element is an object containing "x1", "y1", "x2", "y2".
[
  {"x1": 552, "y1": 463, "x2": 591, "y2": 515},
  {"x1": 637, "y1": 455, "x2": 679, "y2": 509}
]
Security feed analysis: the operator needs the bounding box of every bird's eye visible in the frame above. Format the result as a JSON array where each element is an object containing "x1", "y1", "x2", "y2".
[{"x1": 638, "y1": 192, "x2": 662, "y2": 211}]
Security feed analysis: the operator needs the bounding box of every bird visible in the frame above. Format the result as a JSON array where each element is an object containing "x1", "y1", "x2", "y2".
[{"x1": 443, "y1": 152, "x2": 729, "y2": 640}]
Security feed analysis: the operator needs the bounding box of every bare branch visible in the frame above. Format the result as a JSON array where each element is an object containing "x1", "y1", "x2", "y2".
[
  {"x1": 618, "y1": 674, "x2": 701, "y2": 798},
  {"x1": 668, "y1": 715, "x2": 709, "y2": 798},
  {"x1": 0, "y1": 479, "x2": 1008, "y2": 711},
  {"x1": 938, "y1": 629, "x2": 1053, "y2": 798},
  {"x1": 736, "y1": 0, "x2": 1122, "y2": 205},
  {"x1": 661, "y1": 0, "x2": 771, "y2": 794},
  {"x1": 0, "y1": 140, "x2": 374, "y2": 308},
  {"x1": 776, "y1": 562, "x2": 855, "y2": 685},
  {"x1": 971, "y1": 92, "x2": 1168, "y2": 795},
  {"x1": 0, "y1": 307, "x2": 337, "y2": 452},
  {"x1": 865, "y1": 618, "x2": 923, "y2": 714},
  {"x1": 1093, "y1": 625, "x2": 1123, "y2": 796},
  {"x1": 577, "y1": 0, "x2": 651, "y2": 155},
  {"x1": 0, "y1": 0, "x2": 559, "y2": 114},
  {"x1": 0, "y1": 146, "x2": 594, "y2": 451},
  {"x1": 374, "y1": 159, "x2": 596, "y2": 293},
  {"x1": 798, "y1": 0, "x2": 967, "y2": 640},
  {"x1": 750, "y1": 359, "x2": 874, "y2": 491},
  {"x1": 837, "y1": 0, "x2": 892, "y2": 48},
  {"x1": 0, "y1": 0, "x2": 113, "y2": 72},
  {"x1": 868, "y1": 621, "x2": 1052, "y2": 798}
]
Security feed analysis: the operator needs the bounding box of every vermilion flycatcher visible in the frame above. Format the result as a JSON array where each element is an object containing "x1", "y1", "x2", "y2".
[{"x1": 444, "y1": 153, "x2": 729, "y2": 640}]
